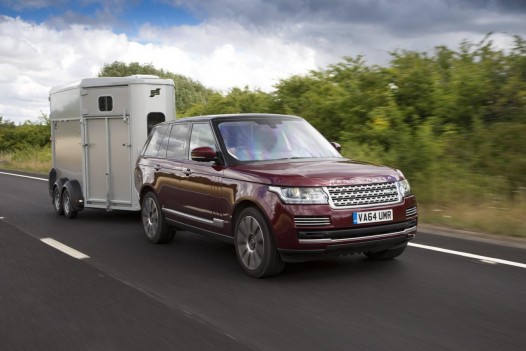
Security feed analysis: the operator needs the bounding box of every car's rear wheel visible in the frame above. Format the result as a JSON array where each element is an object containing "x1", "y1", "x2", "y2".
[
  {"x1": 141, "y1": 192, "x2": 174, "y2": 244},
  {"x1": 62, "y1": 188, "x2": 78, "y2": 219},
  {"x1": 365, "y1": 244, "x2": 407, "y2": 260},
  {"x1": 235, "y1": 207, "x2": 285, "y2": 278},
  {"x1": 53, "y1": 186, "x2": 64, "y2": 216}
]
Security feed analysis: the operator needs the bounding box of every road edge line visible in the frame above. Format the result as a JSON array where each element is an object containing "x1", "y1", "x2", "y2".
[{"x1": 409, "y1": 242, "x2": 526, "y2": 269}]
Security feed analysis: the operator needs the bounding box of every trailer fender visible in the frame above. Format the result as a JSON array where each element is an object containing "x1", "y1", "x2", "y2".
[
  {"x1": 48, "y1": 168, "x2": 57, "y2": 197},
  {"x1": 63, "y1": 180, "x2": 85, "y2": 211}
]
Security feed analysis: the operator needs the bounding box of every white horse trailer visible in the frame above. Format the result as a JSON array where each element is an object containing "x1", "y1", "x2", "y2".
[{"x1": 48, "y1": 75, "x2": 175, "y2": 218}]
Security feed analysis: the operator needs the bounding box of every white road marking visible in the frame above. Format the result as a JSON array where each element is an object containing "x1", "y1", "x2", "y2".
[
  {"x1": 0, "y1": 171, "x2": 47, "y2": 182},
  {"x1": 41, "y1": 238, "x2": 90, "y2": 260},
  {"x1": 409, "y1": 243, "x2": 526, "y2": 269}
]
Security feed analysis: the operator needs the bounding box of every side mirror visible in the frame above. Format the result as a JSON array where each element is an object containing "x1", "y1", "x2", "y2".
[
  {"x1": 191, "y1": 146, "x2": 218, "y2": 162},
  {"x1": 330, "y1": 142, "x2": 342, "y2": 153}
]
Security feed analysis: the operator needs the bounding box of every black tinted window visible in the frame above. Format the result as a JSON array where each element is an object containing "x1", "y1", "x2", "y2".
[
  {"x1": 143, "y1": 125, "x2": 169, "y2": 157},
  {"x1": 98, "y1": 96, "x2": 113, "y2": 111},
  {"x1": 147, "y1": 112, "x2": 165, "y2": 136},
  {"x1": 167, "y1": 124, "x2": 189, "y2": 159}
]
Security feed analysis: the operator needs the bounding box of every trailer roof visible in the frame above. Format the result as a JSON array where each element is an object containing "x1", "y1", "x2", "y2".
[{"x1": 49, "y1": 75, "x2": 174, "y2": 95}]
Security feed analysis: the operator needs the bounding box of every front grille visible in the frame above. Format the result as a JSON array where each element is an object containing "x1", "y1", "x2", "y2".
[
  {"x1": 325, "y1": 182, "x2": 401, "y2": 209},
  {"x1": 294, "y1": 217, "x2": 331, "y2": 227},
  {"x1": 406, "y1": 206, "x2": 418, "y2": 217}
]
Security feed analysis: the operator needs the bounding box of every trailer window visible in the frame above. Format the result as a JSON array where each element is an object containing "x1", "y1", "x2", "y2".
[
  {"x1": 98, "y1": 96, "x2": 113, "y2": 111},
  {"x1": 147, "y1": 113, "x2": 166, "y2": 135}
]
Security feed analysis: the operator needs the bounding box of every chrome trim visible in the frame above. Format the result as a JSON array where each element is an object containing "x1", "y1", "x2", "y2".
[
  {"x1": 294, "y1": 217, "x2": 331, "y2": 227},
  {"x1": 406, "y1": 206, "x2": 418, "y2": 217},
  {"x1": 324, "y1": 181, "x2": 403, "y2": 210},
  {"x1": 298, "y1": 225, "x2": 417, "y2": 244},
  {"x1": 162, "y1": 207, "x2": 225, "y2": 228}
]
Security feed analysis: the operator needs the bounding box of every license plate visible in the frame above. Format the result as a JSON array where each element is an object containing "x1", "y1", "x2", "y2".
[{"x1": 353, "y1": 209, "x2": 393, "y2": 224}]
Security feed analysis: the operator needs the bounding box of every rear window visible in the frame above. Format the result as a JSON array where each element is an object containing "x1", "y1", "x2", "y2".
[{"x1": 143, "y1": 125, "x2": 169, "y2": 157}]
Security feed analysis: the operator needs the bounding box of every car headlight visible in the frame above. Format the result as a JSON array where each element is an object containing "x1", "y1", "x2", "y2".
[
  {"x1": 398, "y1": 179, "x2": 411, "y2": 197},
  {"x1": 268, "y1": 186, "x2": 329, "y2": 204}
]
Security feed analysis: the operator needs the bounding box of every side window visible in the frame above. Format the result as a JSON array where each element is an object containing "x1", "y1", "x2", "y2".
[
  {"x1": 143, "y1": 125, "x2": 169, "y2": 157},
  {"x1": 167, "y1": 124, "x2": 189, "y2": 159},
  {"x1": 157, "y1": 125, "x2": 171, "y2": 159},
  {"x1": 98, "y1": 96, "x2": 113, "y2": 111},
  {"x1": 189, "y1": 123, "x2": 217, "y2": 153},
  {"x1": 147, "y1": 112, "x2": 165, "y2": 136}
]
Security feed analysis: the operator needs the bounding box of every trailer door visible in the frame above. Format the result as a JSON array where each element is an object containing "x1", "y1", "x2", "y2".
[
  {"x1": 84, "y1": 116, "x2": 132, "y2": 210},
  {"x1": 81, "y1": 85, "x2": 134, "y2": 210}
]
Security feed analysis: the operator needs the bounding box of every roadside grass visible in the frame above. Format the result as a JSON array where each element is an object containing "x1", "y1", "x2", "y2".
[
  {"x1": 419, "y1": 203, "x2": 526, "y2": 238},
  {"x1": 0, "y1": 147, "x2": 51, "y2": 174},
  {"x1": 0, "y1": 146, "x2": 524, "y2": 238}
]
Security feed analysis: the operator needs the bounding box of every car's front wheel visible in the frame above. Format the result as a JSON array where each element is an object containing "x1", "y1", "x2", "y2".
[
  {"x1": 235, "y1": 207, "x2": 285, "y2": 278},
  {"x1": 141, "y1": 192, "x2": 174, "y2": 244}
]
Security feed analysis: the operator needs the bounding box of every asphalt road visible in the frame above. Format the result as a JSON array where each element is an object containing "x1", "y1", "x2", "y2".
[{"x1": 1, "y1": 170, "x2": 525, "y2": 351}]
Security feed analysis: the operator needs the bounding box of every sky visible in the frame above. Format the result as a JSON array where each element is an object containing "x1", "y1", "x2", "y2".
[{"x1": 1, "y1": 0, "x2": 525, "y2": 123}]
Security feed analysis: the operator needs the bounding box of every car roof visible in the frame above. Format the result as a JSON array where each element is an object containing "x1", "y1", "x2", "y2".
[{"x1": 169, "y1": 113, "x2": 303, "y2": 124}]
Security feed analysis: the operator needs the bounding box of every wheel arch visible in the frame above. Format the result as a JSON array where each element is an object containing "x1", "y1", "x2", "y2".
[
  {"x1": 232, "y1": 199, "x2": 274, "y2": 234},
  {"x1": 139, "y1": 185, "x2": 156, "y2": 206}
]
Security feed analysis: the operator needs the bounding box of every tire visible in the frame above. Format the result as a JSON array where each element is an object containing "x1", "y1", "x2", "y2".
[
  {"x1": 141, "y1": 192, "x2": 174, "y2": 244},
  {"x1": 234, "y1": 207, "x2": 285, "y2": 278},
  {"x1": 62, "y1": 188, "x2": 78, "y2": 219},
  {"x1": 53, "y1": 186, "x2": 64, "y2": 216},
  {"x1": 365, "y1": 243, "x2": 407, "y2": 261}
]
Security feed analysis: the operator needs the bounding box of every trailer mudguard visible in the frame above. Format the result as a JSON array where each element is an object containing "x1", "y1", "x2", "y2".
[
  {"x1": 63, "y1": 179, "x2": 85, "y2": 211},
  {"x1": 48, "y1": 168, "x2": 57, "y2": 197}
]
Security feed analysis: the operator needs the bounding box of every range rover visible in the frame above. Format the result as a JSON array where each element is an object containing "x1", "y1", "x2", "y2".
[{"x1": 134, "y1": 114, "x2": 417, "y2": 277}]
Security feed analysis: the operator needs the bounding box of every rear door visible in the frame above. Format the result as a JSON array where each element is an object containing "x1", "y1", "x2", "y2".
[
  {"x1": 83, "y1": 87, "x2": 133, "y2": 210},
  {"x1": 176, "y1": 122, "x2": 226, "y2": 233}
]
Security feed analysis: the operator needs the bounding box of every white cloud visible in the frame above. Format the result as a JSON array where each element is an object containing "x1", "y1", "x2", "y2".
[
  {"x1": 0, "y1": 15, "x2": 318, "y2": 123},
  {"x1": 133, "y1": 21, "x2": 317, "y2": 91},
  {"x1": 0, "y1": 16, "x2": 131, "y2": 122}
]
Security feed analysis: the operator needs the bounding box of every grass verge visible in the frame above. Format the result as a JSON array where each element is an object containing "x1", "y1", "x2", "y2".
[
  {"x1": 0, "y1": 147, "x2": 52, "y2": 175},
  {"x1": 419, "y1": 203, "x2": 525, "y2": 238}
]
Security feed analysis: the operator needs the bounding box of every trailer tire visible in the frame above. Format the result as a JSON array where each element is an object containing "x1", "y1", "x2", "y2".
[
  {"x1": 53, "y1": 186, "x2": 64, "y2": 216},
  {"x1": 62, "y1": 188, "x2": 78, "y2": 219},
  {"x1": 141, "y1": 191, "x2": 174, "y2": 244}
]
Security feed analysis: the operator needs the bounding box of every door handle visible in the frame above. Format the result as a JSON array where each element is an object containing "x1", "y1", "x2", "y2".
[{"x1": 183, "y1": 168, "x2": 192, "y2": 176}]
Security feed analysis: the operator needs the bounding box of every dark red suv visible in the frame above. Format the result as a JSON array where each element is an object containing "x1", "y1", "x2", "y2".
[{"x1": 135, "y1": 114, "x2": 417, "y2": 277}]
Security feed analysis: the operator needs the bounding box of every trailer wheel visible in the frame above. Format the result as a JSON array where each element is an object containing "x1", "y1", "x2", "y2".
[
  {"x1": 62, "y1": 188, "x2": 78, "y2": 219},
  {"x1": 53, "y1": 186, "x2": 64, "y2": 216},
  {"x1": 141, "y1": 191, "x2": 174, "y2": 244}
]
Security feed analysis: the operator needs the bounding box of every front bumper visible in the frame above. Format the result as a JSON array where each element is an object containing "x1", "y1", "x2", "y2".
[{"x1": 278, "y1": 221, "x2": 416, "y2": 262}]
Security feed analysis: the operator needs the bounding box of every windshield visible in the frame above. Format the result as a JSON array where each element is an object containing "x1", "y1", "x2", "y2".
[{"x1": 217, "y1": 118, "x2": 342, "y2": 161}]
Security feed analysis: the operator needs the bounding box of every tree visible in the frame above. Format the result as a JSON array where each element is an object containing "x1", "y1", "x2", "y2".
[{"x1": 98, "y1": 61, "x2": 213, "y2": 114}]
